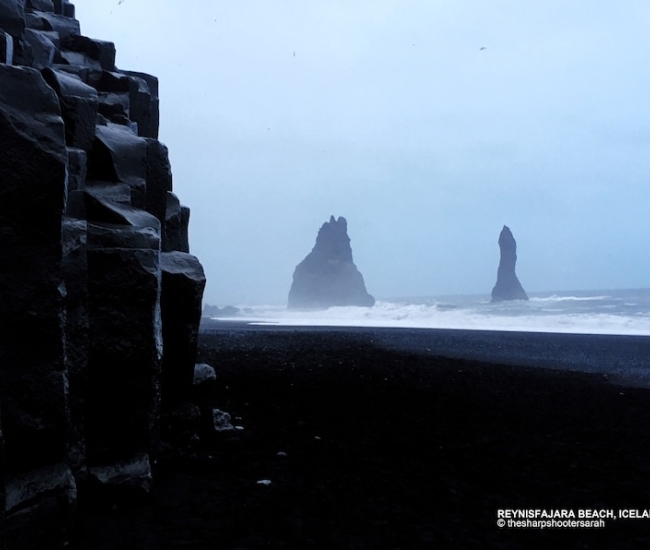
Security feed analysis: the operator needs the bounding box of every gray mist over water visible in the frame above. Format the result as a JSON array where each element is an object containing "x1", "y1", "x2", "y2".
[{"x1": 78, "y1": 1, "x2": 650, "y2": 306}]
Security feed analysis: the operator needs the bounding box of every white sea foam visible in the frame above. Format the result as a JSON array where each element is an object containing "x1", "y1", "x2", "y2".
[
  {"x1": 209, "y1": 289, "x2": 650, "y2": 336},
  {"x1": 529, "y1": 295, "x2": 611, "y2": 302}
]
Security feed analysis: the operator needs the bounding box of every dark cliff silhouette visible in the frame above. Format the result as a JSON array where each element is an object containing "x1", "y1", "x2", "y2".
[
  {"x1": 0, "y1": 2, "x2": 205, "y2": 546},
  {"x1": 491, "y1": 225, "x2": 529, "y2": 302},
  {"x1": 288, "y1": 216, "x2": 375, "y2": 310}
]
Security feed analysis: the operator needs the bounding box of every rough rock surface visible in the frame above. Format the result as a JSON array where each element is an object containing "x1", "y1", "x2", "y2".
[
  {"x1": 0, "y1": 3, "x2": 205, "y2": 548},
  {"x1": 160, "y1": 251, "x2": 206, "y2": 408},
  {"x1": 491, "y1": 225, "x2": 529, "y2": 302},
  {"x1": 193, "y1": 363, "x2": 217, "y2": 385},
  {"x1": 0, "y1": 64, "x2": 69, "y2": 485},
  {"x1": 288, "y1": 216, "x2": 375, "y2": 309}
]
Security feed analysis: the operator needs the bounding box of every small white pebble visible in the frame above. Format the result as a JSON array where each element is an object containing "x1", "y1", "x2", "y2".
[
  {"x1": 257, "y1": 479, "x2": 272, "y2": 486},
  {"x1": 276, "y1": 451, "x2": 287, "y2": 457},
  {"x1": 235, "y1": 425, "x2": 245, "y2": 430}
]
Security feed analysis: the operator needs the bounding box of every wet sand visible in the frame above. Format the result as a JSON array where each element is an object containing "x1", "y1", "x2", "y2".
[{"x1": 76, "y1": 324, "x2": 650, "y2": 549}]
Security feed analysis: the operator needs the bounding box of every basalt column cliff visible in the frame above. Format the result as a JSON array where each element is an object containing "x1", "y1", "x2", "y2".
[
  {"x1": 0, "y1": 2, "x2": 205, "y2": 547},
  {"x1": 288, "y1": 216, "x2": 375, "y2": 310},
  {"x1": 491, "y1": 225, "x2": 528, "y2": 302}
]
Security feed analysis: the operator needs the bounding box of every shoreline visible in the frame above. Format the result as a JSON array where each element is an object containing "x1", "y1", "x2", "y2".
[
  {"x1": 201, "y1": 316, "x2": 650, "y2": 338},
  {"x1": 200, "y1": 319, "x2": 650, "y2": 387}
]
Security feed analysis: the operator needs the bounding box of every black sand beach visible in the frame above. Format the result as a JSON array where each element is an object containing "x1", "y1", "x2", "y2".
[{"x1": 76, "y1": 323, "x2": 650, "y2": 549}]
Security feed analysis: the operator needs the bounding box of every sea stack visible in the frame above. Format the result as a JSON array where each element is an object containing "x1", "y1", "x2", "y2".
[
  {"x1": 288, "y1": 216, "x2": 375, "y2": 309},
  {"x1": 491, "y1": 225, "x2": 529, "y2": 302}
]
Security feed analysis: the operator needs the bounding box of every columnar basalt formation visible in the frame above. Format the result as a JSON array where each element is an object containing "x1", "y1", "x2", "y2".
[
  {"x1": 0, "y1": 3, "x2": 205, "y2": 547},
  {"x1": 288, "y1": 216, "x2": 375, "y2": 310},
  {"x1": 491, "y1": 225, "x2": 529, "y2": 302}
]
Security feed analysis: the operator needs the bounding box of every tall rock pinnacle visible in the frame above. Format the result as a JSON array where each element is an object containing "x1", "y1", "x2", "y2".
[
  {"x1": 491, "y1": 225, "x2": 529, "y2": 302},
  {"x1": 288, "y1": 216, "x2": 375, "y2": 310}
]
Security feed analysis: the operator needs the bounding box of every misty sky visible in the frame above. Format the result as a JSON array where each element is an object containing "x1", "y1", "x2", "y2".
[{"x1": 77, "y1": 1, "x2": 650, "y2": 306}]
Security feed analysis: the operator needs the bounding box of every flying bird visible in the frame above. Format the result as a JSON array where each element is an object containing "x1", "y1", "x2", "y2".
[{"x1": 480, "y1": 46, "x2": 487, "y2": 51}]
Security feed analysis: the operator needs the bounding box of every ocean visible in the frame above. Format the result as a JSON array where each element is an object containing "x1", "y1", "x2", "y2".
[{"x1": 211, "y1": 288, "x2": 650, "y2": 336}]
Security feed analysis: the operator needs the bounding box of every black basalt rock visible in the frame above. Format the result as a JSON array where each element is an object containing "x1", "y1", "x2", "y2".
[
  {"x1": 0, "y1": 407, "x2": 5, "y2": 546},
  {"x1": 34, "y1": 10, "x2": 79, "y2": 40},
  {"x1": 88, "y1": 123, "x2": 147, "y2": 207},
  {"x1": 92, "y1": 70, "x2": 158, "y2": 138},
  {"x1": 144, "y1": 138, "x2": 172, "y2": 226},
  {"x1": 26, "y1": 0, "x2": 55, "y2": 12},
  {"x1": 0, "y1": 4, "x2": 206, "y2": 545},
  {"x1": 0, "y1": 31, "x2": 12, "y2": 64},
  {"x1": 0, "y1": 64, "x2": 75, "y2": 546},
  {"x1": 288, "y1": 216, "x2": 375, "y2": 310},
  {"x1": 62, "y1": 218, "x2": 88, "y2": 479},
  {"x1": 163, "y1": 191, "x2": 191, "y2": 253},
  {"x1": 42, "y1": 68, "x2": 99, "y2": 151},
  {"x1": 160, "y1": 252, "x2": 206, "y2": 409},
  {"x1": 491, "y1": 225, "x2": 529, "y2": 302},
  {"x1": 23, "y1": 29, "x2": 55, "y2": 69},
  {"x1": 61, "y1": 35, "x2": 115, "y2": 71},
  {"x1": 0, "y1": 0, "x2": 25, "y2": 39}
]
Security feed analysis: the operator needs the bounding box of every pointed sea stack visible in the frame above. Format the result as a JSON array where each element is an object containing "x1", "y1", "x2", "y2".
[
  {"x1": 288, "y1": 216, "x2": 375, "y2": 310},
  {"x1": 491, "y1": 225, "x2": 529, "y2": 302}
]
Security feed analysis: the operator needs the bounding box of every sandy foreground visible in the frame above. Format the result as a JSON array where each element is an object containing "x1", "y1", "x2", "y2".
[{"x1": 75, "y1": 323, "x2": 650, "y2": 549}]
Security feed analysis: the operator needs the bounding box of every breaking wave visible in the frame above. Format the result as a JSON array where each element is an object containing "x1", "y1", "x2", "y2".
[{"x1": 208, "y1": 289, "x2": 650, "y2": 336}]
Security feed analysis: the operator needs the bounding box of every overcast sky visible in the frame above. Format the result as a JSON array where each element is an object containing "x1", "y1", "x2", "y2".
[{"x1": 77, "y1": 1, "x2": 650, "y2": 306}]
